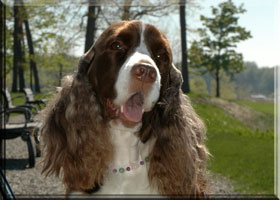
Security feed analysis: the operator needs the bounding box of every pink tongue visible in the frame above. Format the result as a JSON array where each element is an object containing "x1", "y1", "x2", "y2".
[{"x1": 123, "y1": 92, "x2": 144, "y2": 122}]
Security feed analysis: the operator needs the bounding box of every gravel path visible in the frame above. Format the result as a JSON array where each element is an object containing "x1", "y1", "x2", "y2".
[{"x1": 2, "y1": 116, "x2": 236, "y2": 197}]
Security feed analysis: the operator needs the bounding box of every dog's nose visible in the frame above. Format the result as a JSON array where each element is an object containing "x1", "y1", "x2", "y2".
[{"x1": 131, "y1": 64, "x2": 157, "y2": 83}]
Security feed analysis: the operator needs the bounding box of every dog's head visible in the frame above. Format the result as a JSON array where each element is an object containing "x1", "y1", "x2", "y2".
[{"x1": 81, "y1": 20, "x2": 179, "y2": 129}]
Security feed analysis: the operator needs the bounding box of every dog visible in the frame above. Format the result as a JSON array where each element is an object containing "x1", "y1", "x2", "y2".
[{"x1": 41, "y1": 20, "x2": 209, "y2": 197}]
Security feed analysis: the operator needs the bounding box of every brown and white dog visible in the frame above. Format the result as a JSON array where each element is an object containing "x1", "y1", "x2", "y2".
[{"x1": 41, "y1": 20, "x2": 209, "y2": 197}]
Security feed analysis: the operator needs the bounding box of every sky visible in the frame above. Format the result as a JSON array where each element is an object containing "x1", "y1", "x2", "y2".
[{"x1": 188, "y1": 0, "x2": 280, "y2": 68}]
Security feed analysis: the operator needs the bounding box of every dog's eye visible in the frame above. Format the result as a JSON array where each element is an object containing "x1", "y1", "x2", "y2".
[
  {"x1": 156, "y1": 54, "x2": 162, "y2": 59},
  {"x1": 111, "y1": 41, "x2": 123, "y2": 51},
  {"x1": 155, "y1": 51, "x2": 168, "y2": 62}
]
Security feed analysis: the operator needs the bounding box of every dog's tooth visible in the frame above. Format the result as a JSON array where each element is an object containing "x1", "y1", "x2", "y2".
[
  {"x1": 115, "y1": 109, "x2": 120, "y2": 116},
  {"x1": 121, "y1": 105, "x2": 124, "y2": 113},
  {"x1": 142, "y1": 108, "x2": 144, "y2": 113}
]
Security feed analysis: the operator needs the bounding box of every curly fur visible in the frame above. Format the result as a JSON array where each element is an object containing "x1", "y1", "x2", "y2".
[
  {"x1": 41, "y1": 56, "x2": 113, "y2": 192},
  {"x1": 140, "y1": 65, "x2": 209, "y2": 196},
  {"x1": 41, "y1": 21, "x2": 209, "y2": 197}
]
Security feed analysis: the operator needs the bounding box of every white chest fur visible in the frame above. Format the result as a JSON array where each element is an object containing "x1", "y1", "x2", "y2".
[{"x1": 95, "y1": 121, "x2": 157, "y2": 195}]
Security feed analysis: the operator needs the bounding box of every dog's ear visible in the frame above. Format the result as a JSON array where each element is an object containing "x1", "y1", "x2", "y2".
[
  {"x1": 139, "y1": 63, "x2": 182, "y2": 141},
  {"x1": 84, "y1": 45, "x2": 95, "y2": 63},
  {"x1": 76, "y1": 45, "x2": 95, "y2": 76},
  {"x1": 41, "y1": 45, "x2": 112, "y2": 192},
  {"x1": 170, "y1": 63, "x2": 183, "y2": 90},
  {"x1": 140, "y1": 63, "x2": 209, "y2": 196}
]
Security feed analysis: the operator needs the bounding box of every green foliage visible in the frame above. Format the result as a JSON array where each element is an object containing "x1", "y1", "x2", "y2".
[
  {"x1": 210, "y1": 72, "x2": 237, "y2": 99},
  {"x1": 23, "y1": 4, "x2": 84, "y2": 53},
  {"x1": 36, "y1": 52, "x2": 79, "y2": 87},
  {"x1": 189, "y1": 76, "x2": 208, "y2": 95},
  {"x1": 190, "y1": 62, "x2": 274, "y2": 100},
  {"x1": 234, "y1": 62, "x2": 274, "y2": 98},
  {"x1": 191, "y1": 98, "x2": 274, "y2": 194},
  {"x1": 188, "y1": 0, "x2": 252, "y2": 97},
  {"x1": 5, "y1": 6, "x2": 15, "y2": 75},
  {"x1": 5, "y1": 3, "x2": 85, "y2": 91}
]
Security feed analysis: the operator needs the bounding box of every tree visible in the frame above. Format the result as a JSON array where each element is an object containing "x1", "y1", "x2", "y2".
[
  {"x1": 188, "y1": 0, "x2": 251, "y2": 97},
  {"x1": 179, "y1": 0, "x2": 190, "y2": 93},
  {"x1": 38, "y1": 35, "x2": 76, "y2": 86},
  {"x1": 210, "y1": 72, "x2": 237, "y2": 99},
  {"x1": 1, "y1": 1, "x2": 5, "y2": 96},
  {"x1": 12, "y1": 0, "x2": 25, "y2": 92},
  {"x1": 190, "y1": 76, "x2": 207, "y2": 95},
  {"x1": 84, "y1": 0, "x2": 100, "y2": 53},
  {"x1": 83, "y1": 1, "x2": 175, "y2": 53},
  {"x1": 121, "y1": 0, "x2": 132, "y2": 20},
  {"x1": 20, "y1": 0, "x2": 40, "y2": 92},
  {"x1": 99, "y1": 1, "x2": 173, "y2": 26},
  {"x1": 233, "y1": 62, "x2": 274, "y2": 98},
  {"x1": 4, "y1": 2, "x2": 86, "y2": 91}
]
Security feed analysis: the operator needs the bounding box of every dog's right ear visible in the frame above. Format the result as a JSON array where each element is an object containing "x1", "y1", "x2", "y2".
[
  {"x1": 84, "y1": 45, "x2": 95, "y2": 63},
  {"x1": 41, "y1": 43, "x2": 112, "y2": 192}
]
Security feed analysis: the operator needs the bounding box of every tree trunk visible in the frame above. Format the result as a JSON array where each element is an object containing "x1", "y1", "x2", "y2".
[
  {"x1": 12, "y1": 3, "x2": 19, "y2": 92},
  {"x1": 23, "y1": 13, "x2": 40, "y2": 92},
  {"x1": 179, "y1": 0, "x2": 190, "y2": 93},
  {"x1": 12, "y1": 2, "x2": 25, "y2": 92},
  {"x1": 32, "y1": 60, "x2": 40, "y2": 92},
  {"x1": 18, "y1": 31, "x2": 25, "y2": 92},
  {"x1": 20, "y1": 0, "x2": 40, "y2": 92},
  {"x1": 30, "y1": 53, "x2": 32, "y2": 89},
  {"x1": 84, "y1": 0, "x2": 98, "y2": 53},
  {"x1": 59, "y1": 63, "x2": 63, "y2": 86},
  {"x1": 121, "y1": 0, "x2": 132, "y2": 20},
  {"x1": 0, "y1": 0, "x2": 4, "y2": 157},
  {"x1": 0, "y1": 1, "x2": 5, "y2": 97},
  {"x1": 215, "y1": 67, "x2": 220, "y2": 97}
]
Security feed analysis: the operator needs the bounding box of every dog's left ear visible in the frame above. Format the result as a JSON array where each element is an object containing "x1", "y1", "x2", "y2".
[
  {"x1": 168, "y1": 63, "x2": 183, "y2": 90},
  {"x1": 139, "y1": 63, "x2": 183, "y2": 141},
  {"x1": 140, "y1": 63, "x2": 209, "y2": 196}
]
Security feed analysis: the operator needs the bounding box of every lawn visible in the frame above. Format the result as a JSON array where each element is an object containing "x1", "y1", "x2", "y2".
[
  {"x1": 236, "y1": 100, "x2": 274, "y2": 132},
  {"x1": 235, "y1": 100, "x2": 274, "y2": 115},
  {"x1": 191, "y1": 99, "x2": 274, "y2": 194},
  {"x1": 6, "y1": 92, "x2": 51, "y2": 116},
  {"x1": 11, "y1": 92, "x2": 51, "y2": 106}
]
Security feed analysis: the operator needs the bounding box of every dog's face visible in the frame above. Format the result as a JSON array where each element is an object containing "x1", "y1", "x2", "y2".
[{"x1": 86, "y1": 20, "x2": 172, "y2": 127}]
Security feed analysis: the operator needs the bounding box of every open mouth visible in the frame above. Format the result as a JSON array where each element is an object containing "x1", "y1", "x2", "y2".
[
  {"x1": 120, "y1": 92, "x2": 144, "y2": 123},
  {"x1": 107, "y1": 91, "x2": 145, "y2": 124}
]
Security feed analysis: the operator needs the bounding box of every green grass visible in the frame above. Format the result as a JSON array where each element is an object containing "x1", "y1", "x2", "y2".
[
  {"x1": 188, "y1": 92, "x2": 211, "y2": 99},
  {"x1": 34, "y1": 92, "x2": 52, "y2": 101},
  {"x1": 8, "y1": 92, "x2": 51, "y2": 116},
  {"x1": 191, "y1": 100, "x2": 274, "y2": 194},
  {"x1": 235, "y1": 100, "x2": 274, "y2": 115},
  {"x1": 11, "y1": 92, "x2": 51, "y2": 105},
  {"x1": 235, "y1": 100, "x2": 274, "y2": 131},
  {"x1": 10, "y1": 92, "x2": 26, "y2": 105}
]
